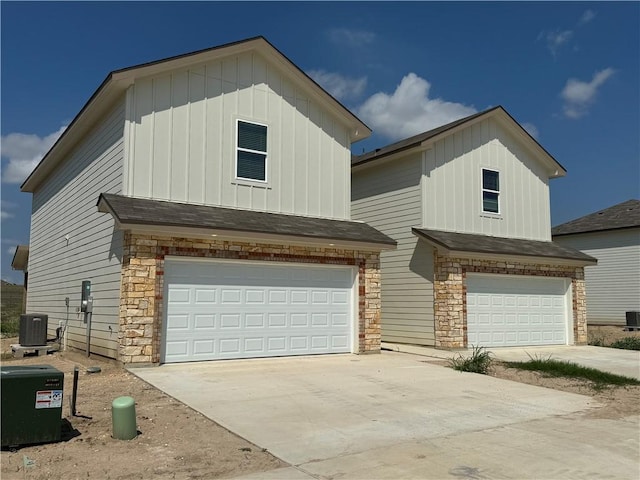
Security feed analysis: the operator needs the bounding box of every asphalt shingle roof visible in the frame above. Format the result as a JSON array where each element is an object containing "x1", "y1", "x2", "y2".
[
  {"x1": 413, "y1": 228, "x2": 596, "y2": 263},
  {"x1": 552, "y1": 199, "x2": 640, "y2": 236},
  {"x1": 97, "y1": 193, "x2": 396, "y2": 247}
]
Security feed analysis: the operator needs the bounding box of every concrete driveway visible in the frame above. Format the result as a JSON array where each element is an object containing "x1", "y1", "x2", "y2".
[{"x1": 131, "y1": 352, "x2": 639, "y2": 479}]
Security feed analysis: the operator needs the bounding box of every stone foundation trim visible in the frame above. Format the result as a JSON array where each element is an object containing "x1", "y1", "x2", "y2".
[
  {"x1": 119, "y1": 233, "x2": 381, "y2": 364},
  {"x1": 433, "y1": 254, "x2": 587, "y2": 349}
]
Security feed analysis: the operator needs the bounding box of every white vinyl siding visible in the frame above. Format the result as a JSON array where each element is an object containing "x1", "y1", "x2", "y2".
[
  {"x1": 554, "y1": 229, "x2": 640, "y2": 325},
  {"x1": 27, "y1": 101, "x2": 125, "y2": 359},
  {"x1": 125, "y1": 51, "x2": 352, "y2": 220},
  {"x1": 352, "y1": 154, "x2": 435, "y2": 345},
  {"x1": 422, "y1": 117, "x2": 551, "y2": 241}
]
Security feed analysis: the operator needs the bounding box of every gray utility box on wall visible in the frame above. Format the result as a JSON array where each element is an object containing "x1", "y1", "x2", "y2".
[
  {"x1": 19, "y1": 314, "x2": 48, "y2": 346},
  {"x1": 1, "y1": 365, "x2": 64, "y2": 447}
]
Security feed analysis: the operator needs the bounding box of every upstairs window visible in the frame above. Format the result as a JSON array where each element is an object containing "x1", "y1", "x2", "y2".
[
  {"x1": 236, "y1": 120, "x2": 267, "y2": 182},
  {"x1": 482, "y1": 169, "x2": 500, "y2": 214}
]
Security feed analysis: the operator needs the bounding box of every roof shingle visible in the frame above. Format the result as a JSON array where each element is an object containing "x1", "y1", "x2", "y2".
[
  {"x1": 413, "y1": 228, "x2": 596, "y2": 263},
  {"x1": 552, "y1": 199, "x2": 640, "y2": 236},
  {"x1": 97, "y1": 194, "x2": 396, "y2": 248}
]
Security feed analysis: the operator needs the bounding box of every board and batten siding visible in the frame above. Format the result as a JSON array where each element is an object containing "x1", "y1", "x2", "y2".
[
  {"x1": 352, "y1": 154, "x2": 435, "y2": 345},
  {"x1": 125, "y1": 51, "x2": 352, "y2": 220},
  {"x1": 422, "y1": 117, "x2": 552, "y2": 241},
  {"x1": 554, "y1": 229, "x2": 640, "y2": 325},
  {"x1": 27, "y1": 101, "x2": 125, "y2": 359}
]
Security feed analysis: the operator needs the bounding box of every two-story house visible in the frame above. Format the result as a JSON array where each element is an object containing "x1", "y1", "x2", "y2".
[
  {"x1": 21, "y1": 37, "x2": 395, "y2": 364},
  {"x1": 553, "y1": 199, "x2": 640, "y2": 326},
  {"x1": 352, "y1": 106, "x2": 596, "y2": 349}
]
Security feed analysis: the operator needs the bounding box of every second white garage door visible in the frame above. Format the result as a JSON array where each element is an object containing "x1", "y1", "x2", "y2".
[
  {"x1": 163, "y1": 259, "x2": 355, "y2": 363},
  {"x1": 466, "y1": 274, "x2": 570, "y2": 347}
]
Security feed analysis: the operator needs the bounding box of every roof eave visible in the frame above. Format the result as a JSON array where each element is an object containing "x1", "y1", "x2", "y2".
[
  {"x1": 412, "y1": 229, "x2": 597, "y2": 267},
  {"x1": 552, "y1": 224, "x2": 640, "y2": 237},
  {"x1": 11, "y1": 245, "x2": 30, "y2": 271},
  {"x1": 352, "y1": 106, "x2": 566, "y2": 179},
  {"x1": 97, "y1": 194, "x2": 396, "y2": 251}
]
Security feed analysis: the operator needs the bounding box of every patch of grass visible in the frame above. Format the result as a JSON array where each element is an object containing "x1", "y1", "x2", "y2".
[
  {"x1": 0, "y1": 318, "x2": 19, "y2": 336},
  {"x1": 504, "y1": 356, "x2": 640, "y2": 388},
  {"x1": 1, "y1": 280, "x2": 23, "y2": 336},
  {"x1": 609, "y1": 337, "x2": 640, "y2": 351},
  {"x1": 448, "y1": 346, "x2": 493, "y2": 374}
]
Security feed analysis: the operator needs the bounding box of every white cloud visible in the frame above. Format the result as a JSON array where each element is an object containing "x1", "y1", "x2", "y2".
[
  {"x1": 539, "y1": 10, "x2": 596, "y2": 56},
  {"x1": 356, "y1": 73, "x2": 476, "y2": 141},
  {"x1": 578, "y1": 9, "x2": 596, "y2": 26},
  {"x1": 308, "y1": 70, "x2": 367, "y2": 101},
  {"x1": 522, "y1": 122, "x2": 540, "y2": 139},
  {"x1": 0, "y1": 200, "x2": 16, "y2": 221},
  {"x1": 7, "y1": 246, "x2": 17, "y2": 256},
  {"x1": 561, "y1": 68, "x2": 615, "y2": 119},
  {"x1": 539, "y1": 30, "x2": 573, "y2": 57},
  {"x1": 327, "y1": 28, "x2": 375, "y2": 48},
  {"x1": 1, "y1": 125, "x2": 67, "y2": 184}
]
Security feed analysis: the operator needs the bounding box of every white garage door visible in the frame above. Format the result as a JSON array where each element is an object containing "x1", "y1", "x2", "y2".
[
  {"x1": 466, "y1": 274, "x2": 569, "y2": 347},
  {"x1": 163, "y1": 259, "x2": 355, "y2": 363}
]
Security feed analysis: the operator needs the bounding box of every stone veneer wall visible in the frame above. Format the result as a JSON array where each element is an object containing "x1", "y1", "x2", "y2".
[
  {"x1": 433, "y1": 254, "x2": 587, "y2": 349},
  {"x1": 119, "y1": 232, "x2": 381, "y2": 364}
]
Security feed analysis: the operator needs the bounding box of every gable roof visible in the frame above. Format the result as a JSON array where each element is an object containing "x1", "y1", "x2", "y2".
[
  {"x1": 22, "y1": 36, "x2": 371, "y2": 193},
  {"x1": 413, "y1": 228, "x2": 596, "y2": 264},
  {"x1": 552, "y1": 199, "x2": 640, "y2": 236},
  {"x1": 351, "y1": 105, "x2": 566, "y2": 178},
  {"x1": 97, "y1": 193, "x2": 396, "y2": 249}
]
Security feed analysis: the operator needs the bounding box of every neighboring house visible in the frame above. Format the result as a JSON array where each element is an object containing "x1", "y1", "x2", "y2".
[
  {"x1": 352, "y1": 106, "x2": 596, "y2": 349},
  {"x1": 21, "y1": 37, "x2": 395, "y2": 364},
  {"x1": 10, "y1": 245, "x2": 29, "y2": 313},
  {"x1": 552, "y1": 199, "x2": 640, "y2": 326}
]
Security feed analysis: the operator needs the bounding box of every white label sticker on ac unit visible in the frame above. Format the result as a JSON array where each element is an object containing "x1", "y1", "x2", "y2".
[{"x1": 35, "y1": 390, "x2": 63, "y2": 409}]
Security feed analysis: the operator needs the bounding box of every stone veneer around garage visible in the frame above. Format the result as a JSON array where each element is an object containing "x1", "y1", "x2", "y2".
[
  {"x1": 433, "y1": 254, "x2": 587, "y2": 349},
  {"x1": 119, "y1": 232, "x2": 381, "y2": 364}
]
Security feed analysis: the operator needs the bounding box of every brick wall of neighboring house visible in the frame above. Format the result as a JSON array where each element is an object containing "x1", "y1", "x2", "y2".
[
  {"x1": 119, "y1": 232, "x2": 381, "y2": 364},
  {"x1": 433, "y1": 254, "x2": 587, "y2": 349}
]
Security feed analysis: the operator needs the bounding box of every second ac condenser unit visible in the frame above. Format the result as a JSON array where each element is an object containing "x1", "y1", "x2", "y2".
[{"x1": 19, "y1": 314, "x2": 48, "y2": 346}]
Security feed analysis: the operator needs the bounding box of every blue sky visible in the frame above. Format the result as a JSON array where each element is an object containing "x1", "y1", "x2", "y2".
[{"x1": 1, "y1": 1, "x2": 638, "y2": 283}]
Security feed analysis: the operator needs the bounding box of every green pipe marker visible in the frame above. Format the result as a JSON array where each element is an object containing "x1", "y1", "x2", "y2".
[{"x1": 111, "y1": 396, "x2": 137, "y2": 440}]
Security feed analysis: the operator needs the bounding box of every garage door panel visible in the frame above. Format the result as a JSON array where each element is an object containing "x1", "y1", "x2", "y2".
[
  {"x1": 167, "y1": 314, "x2": 189, "y2": 330},
  {"x1": 467, "y1": 275, "x2": 568, "y2": 348},
  {"x1": 194, "y1": 314, "x2": 215, "y2": 329},
  {"x1": 163, "y1": 261, "x2": 354, "y2": 362},
  {"x1": 168, "y1": 288, "x2": 191, "y2": 303}
]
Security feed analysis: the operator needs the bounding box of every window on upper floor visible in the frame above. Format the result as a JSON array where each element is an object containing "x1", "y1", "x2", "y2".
[
  {"x1": 482, "y1": 168, "x2": 500, "y2": 214},
  {"x1": 236, "y1": 120, "x2": 268, "y2": 182}
]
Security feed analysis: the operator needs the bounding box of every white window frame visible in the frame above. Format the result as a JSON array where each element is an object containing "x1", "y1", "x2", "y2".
[
  {"x1": 235, "y1": 119, "x2": 268, "y2": 183},
  {"x1": 481, "y1": 168, "x2": 500, "y2": 214}
]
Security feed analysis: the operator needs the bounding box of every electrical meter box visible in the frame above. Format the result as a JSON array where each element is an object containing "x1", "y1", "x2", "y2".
[{"x1": 1, "y1": 365, "x2": 64, "y2": 447}]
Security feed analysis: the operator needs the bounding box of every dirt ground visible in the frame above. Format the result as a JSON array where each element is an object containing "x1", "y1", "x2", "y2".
[
  {"x1": 1, "y1": 327, "x2": 638, "y2": 479},
  {"x1": 0, "y1": 339, "x2": 285, "y2": 480}
]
